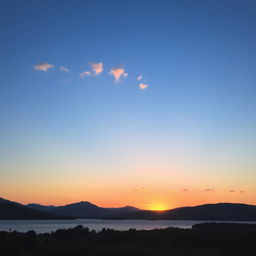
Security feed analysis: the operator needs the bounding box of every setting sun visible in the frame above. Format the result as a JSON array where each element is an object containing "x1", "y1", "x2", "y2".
[{"x1": 149, "y1": 203, "x2": 169, "y2": 211}]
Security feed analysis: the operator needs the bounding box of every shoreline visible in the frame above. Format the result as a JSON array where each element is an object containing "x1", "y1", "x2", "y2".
[{"x1": 1, "y1": 223, "x2": 256, "y2": 255}]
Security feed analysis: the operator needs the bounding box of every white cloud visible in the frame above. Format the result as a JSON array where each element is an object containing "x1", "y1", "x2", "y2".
[
  {"x1": 80, "y1": 71, "x2": 91, "y2": 78},
  {"x1": 139, "y1": 83, "x2": 148, "y2": 89},
  {"x1": 137, "y1": 75, "x2": 142, "y2": 81},
  {"x1": 90, "y1": 62, "x2": 103, "y2": 75},
  {"x1": 109, "y1": 67, "x2": 127, "y2": 82},
  {"x1": 34, "y1": 63, "x2": 54, "y2": 71},
  {"x1": 59, "y1": 66, "x2": 69, "y2": 72}
]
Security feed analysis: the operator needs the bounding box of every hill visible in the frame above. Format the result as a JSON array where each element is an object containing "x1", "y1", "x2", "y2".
[
  {"x1": 105, "y1": 203, "x2": 256, "y2": 221},
  {"x1": 0, "y1": 198, "x2": 74, "y2": 220},
  {"x1": 27, "y1": 201, "x2": 139, "y2": 218}
]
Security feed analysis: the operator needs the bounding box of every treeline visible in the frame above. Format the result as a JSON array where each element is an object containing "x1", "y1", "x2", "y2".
[{"x1": 0, "y1": 223, "x2": 256, "y2": 255}]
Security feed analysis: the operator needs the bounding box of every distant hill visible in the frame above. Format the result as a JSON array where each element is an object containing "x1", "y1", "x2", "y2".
[
  {"x1": 5, "y1": 199, "x2": 256, "y2": 221},
  {"x1": 27, "y1": 201, "x2": 140, "y2": 218},
  {"x1": 0, "y1": 198, "x2": 74, "y2": 220},
  {"x1": 26, "y1": 203, "x2": 56, "y2": 213},
  {"x1": 105, "y1": 203, "x2": 256, "y2": 221}
]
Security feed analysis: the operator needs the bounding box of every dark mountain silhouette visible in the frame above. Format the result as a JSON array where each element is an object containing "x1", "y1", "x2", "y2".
[
  {"x1": 4, "y1": 198, "x2": 255, "y2": 221},
  {"x1": 105, "y1": 203, "x2": 256, "y2": 221},
  {"x1": 0, "y1": 198, "x2": 20, "y2": 204},
  {"x1": 27, "y1": 201, "x2": 140, "y2": 218},
  {"x1": 106, "y1": 206, "x2": 139, "y2": 215},
  {"x1": 0, "y1": 198, "x2": 74, "y2": 220},
  {"x1": 26, "y1": 203, "x2": 56, "y2": 212}
]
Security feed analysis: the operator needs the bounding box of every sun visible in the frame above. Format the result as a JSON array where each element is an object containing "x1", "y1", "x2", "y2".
[{"x1": 150, "y1": 203, "x2": 169, "y2": 211}]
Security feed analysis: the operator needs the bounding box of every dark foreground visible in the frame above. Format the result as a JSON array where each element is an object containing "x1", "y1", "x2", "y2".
[{"x1": 1, "y1": 223, "x2": 256, "y2": 256}]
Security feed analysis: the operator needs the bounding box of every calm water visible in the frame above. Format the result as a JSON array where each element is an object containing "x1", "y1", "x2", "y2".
[{"x1": 0, "y1": 219, "x2": 255, "y2": 233}]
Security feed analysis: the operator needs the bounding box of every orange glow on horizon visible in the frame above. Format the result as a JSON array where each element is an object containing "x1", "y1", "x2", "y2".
[
  {"x1": 148, "y1": 203, "x2": 170, "y2": 211},
  {"x1": 2, "y1": 182, "x2": 256, "y2": 210}
]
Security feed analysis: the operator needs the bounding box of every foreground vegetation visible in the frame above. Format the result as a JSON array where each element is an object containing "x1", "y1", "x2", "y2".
[{"x1": 0, "y1": 223, "x2": 256, "y2": 255}]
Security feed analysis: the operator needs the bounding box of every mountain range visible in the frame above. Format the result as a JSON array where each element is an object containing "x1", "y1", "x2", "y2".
[
  {"x1": 0, "y1": 198, "x2": 73, "y2": 220},
  {"x1": 1, "y1": 197, "x2": 256, "y2": 221},
  {"x1": 27, "y1": 201, "x2": 139, "y2": 218},
  {"x1": 105, "y1": 203, "x2": 256, "y2": 221},
  {"x1": 0, "y1": 198, "x2": 139, "y2": 219}
]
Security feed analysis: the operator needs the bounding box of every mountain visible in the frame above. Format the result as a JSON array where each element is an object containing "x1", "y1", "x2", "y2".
[
  {"x1": 0, "y1": 198, "x2": 74, "y2": 220},
  {"x1": 26, "y1": 203, "x2": 56, "y2": 212},
  {"x1": 106, "y1": 206, "x2": 139, "y2": 215},
  {"x1": 12, "y1": 199, "x2": 256, "y2": 221},
  {"x1": 0, "y1": 198, "x2": 20, "y2": 204},
  {"x1": 27, "y1": 201, "x2": 140, "y2": 218},
  {"x1": 105, "y1": 203, "x2": 256, "y2": 221}
]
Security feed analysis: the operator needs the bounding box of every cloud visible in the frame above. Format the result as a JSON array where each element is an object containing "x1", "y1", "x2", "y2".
[
  {"x1": 80, "y1": 62, "x2": 103, "y2": 78},
  {"x1": 229, "y1": 190, "x2": 235, "y2": 193},
  {"x1": 183, "y1": 189, "x2": 189, "y2": 192},
  {"x1": 139, "y1": 83, "x2": 148, "y2": 90},
  {"x1": 133, "y1": 187, "x2": 149, "y2": 192},
  {"x1": 80, "y1": 71, "x2": 91, "y2": 78},
  {"x1": 240, "y1": 190, "x2": 245, "y2": 193},
  {"x1": 109, "y1": 67, "x2": 127, "y2": 82},
  {"x1": 137, "y1": 75, "x2": 142, "y2": 81},
  {"x1": 34, "y1": 63, "x2": 54, "y2": 71},
  {"x1": 59, "y1": 66, "x2": 69, "y2": 72},
  {"x1": 204, "y1": 188, "x2": 215, "y2": 192},
  {"x1": 90, "y1": 62, "x2": 103, "y2": 75}
]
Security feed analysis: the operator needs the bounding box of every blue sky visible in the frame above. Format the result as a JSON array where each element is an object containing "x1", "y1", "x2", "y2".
[{"x1": 0, "y1": 0, "x2": 256, "y2": 208}]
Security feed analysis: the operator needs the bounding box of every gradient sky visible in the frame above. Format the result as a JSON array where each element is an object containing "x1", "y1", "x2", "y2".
[{"x1": 1, "y1": 0, "x2": 256, "y2": 210}]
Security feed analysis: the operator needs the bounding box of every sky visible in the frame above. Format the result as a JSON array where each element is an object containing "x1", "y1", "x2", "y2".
[{"x1": 0, "y1": 0, "x2": 256, "y2": 210}]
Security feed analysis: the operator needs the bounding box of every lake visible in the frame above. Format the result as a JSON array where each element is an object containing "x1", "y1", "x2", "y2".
[{"x1": 1, "y1": 219, "x2": 255, "y2": 233}]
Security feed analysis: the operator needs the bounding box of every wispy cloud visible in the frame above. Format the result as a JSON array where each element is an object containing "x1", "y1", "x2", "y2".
[
  {"x1": 240, "y1": 190, "x2": 245, "y2": 193},
  {"x1": 183, "y1": 189, "x2": 189, "y2": 192},
  {"x1": 229, "y1": 190, "x2": 235, "y2": 193},
  {"x1": 139, "y1": 83, "x2": 148, "y2": 90},
  {"x1": 204, "y1": 188, "x2": 215, "y2": 192},
  {"x1": 59, "y1": 66, "x2": 69, "y2": 72},
  {"x1": 91, "y1": 62, "x2": 103, "y2": 75},
  {"x1": 80, "y1": 71, "x2": 91, "y2": 78},
  {"x1": 137, "y1": 75, "x2": 142, "y2": 81},
  {"x1": 109, "y1": 67, "x2": 127, "y2": 82},
  {"x1": 34, "y1": 63, "x2": 54, "y2": 71},
  {"x1": 133, "y1": 187, "x2": 149, "y2": 192}
]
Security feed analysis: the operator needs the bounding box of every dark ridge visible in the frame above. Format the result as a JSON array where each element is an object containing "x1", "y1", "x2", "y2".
[
  {"x1": 0, "y1": 198, "x2": 74, "y2": 220},
  {"x1": 27, "y1": 201, "x2": 140, "y2": 218},
  {"x1": 104, "y1": 203, "x2": 256, "y2": 221}
]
